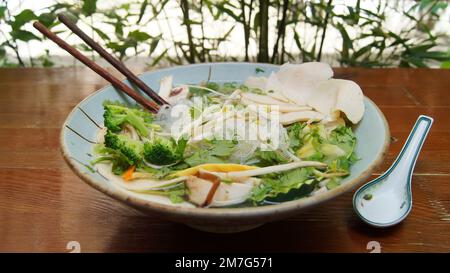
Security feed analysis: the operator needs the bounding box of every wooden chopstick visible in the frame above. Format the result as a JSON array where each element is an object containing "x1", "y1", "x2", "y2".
[
  {"x1": 57, "y1": 13, "x2": 169, "y2": 106},
  {"x1": 33, "y1": 21, "x2": 160, "y2": 113}
]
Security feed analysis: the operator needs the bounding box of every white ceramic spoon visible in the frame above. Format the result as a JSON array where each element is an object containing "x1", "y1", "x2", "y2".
[{"x1": 353, "y1": 115, "x2": 433, "y2": 227}]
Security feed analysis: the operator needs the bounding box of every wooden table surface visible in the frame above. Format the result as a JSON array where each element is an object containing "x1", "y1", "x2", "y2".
[{"x1": 0, "y1": 67, "x2": 449, "y2": 253}]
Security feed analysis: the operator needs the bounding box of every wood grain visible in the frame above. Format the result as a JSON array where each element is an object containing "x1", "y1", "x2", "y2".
[{"x1": 0, "y1": 67, "x2": 449, "y2": 252}]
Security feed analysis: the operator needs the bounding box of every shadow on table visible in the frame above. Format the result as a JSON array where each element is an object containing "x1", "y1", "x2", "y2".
[{"x1": 106, "y1": 201, "x2": 403, "y2": 252}]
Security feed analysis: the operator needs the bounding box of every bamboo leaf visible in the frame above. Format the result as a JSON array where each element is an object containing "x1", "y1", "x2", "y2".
[
  {"x1": 82, "y1": 0, "x2": 98, "y2": 16},
  {"x1": 150, "y1": 49, "x2": 168, "y2": 66},
  {"x1": 128, "y1": 30, "x2": 152, "y2": 42},
  {"x1": 149, "y1": 36, "x2": 161, "y2": 52},
  {"x1": 137, "y1": 0, "x2": 148, "y2": 24},
  {"x1": 38, "y1": 12, "x2": 56, "y2": 28},
  {"x1": 11, "y1": 9, "x2": 38, "y2": 30},
  {"x1": 11, "y1": 30, "x2": 41, "y2": 42},
  {"x1": 0, "y1": 46, "x2": 6, "y2": 58},
  {"x1": 92, "y1": 27, "x2": 109, "y2": 41},
  {"x1": 351, "y1": 44, "x2": 372, "y2": 61},
  {"x1": 0, "y1": 6, "x2": 7, "y2": 19},
  {"x1": 402, "y1": 56, "x2": 427, "y2": 68}
]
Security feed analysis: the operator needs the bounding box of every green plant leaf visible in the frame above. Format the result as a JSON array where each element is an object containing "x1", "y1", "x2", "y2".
[
  {"x1": 115, "y1": 21, "x2": 124, "y2": 37},
  {"x1": 92, "y1": 27, "x2": 110, "y2": 41},
  {"x1": 0, "y1": 6, "x2": 6, "y2": 19},
  {"x1": 128, "y1": 30, "x2": 152, "y2": 42},
  {"x1": 0, "y1": 46, "x2": 6, "y2": 58},
  {"x1": 38, "y1": 13, "x2": 56, "y2": 28},
  {"x1": 82, "y1": 0, "x2": 98, "y2": 16},
  {"x1": 402, "y1": 56, "x2": 427, "y2": 68},
  {"x1": 409, "y1": 43, "x2": 436, "y2": 53},
  {"x1": 149, "y1": 36, "x2": 161, "y2": 52},
  {"x1": 137, "y1": 0, "x2": 148, "y2": 24},
  {"x1": 11, "y1": 30, "x2": 41, "y2": 42},
  {"x1": 12, "y1": 9, "x2": 38, "y2": 30},
  {"x1": 150, "y1": 49, "x2": 168, "y2": 66},
  {"x1": 441, "y1": 61, "x2": 450, "y2": 69}
]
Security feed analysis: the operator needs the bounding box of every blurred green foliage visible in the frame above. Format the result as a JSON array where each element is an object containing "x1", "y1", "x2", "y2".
[{"x1": 0, "y1": 0, "x2": 448, "y2": 68}]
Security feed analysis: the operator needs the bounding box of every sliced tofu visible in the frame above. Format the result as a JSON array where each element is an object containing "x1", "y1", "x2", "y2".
[
  {"x1": 185, "y1": 176, "x2": 216, "y2": 206},
  {"x1": 211, "y1": 182, "x2": 254, "y2": 207},
  {"x1": 185, "y1": 173, "x2": 258, "y2": 207}
]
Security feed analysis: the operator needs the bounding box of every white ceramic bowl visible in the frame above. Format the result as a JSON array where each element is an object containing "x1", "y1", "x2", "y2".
[{"x1": 61, "y1": 63, "x2": 390, "y2": 233}]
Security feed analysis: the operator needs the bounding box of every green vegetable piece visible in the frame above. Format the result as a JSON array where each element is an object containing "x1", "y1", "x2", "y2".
[
  {"x1": 104, "y1": 130, "x2": 144, "y2": 166},
  {"x1": 326, "y1": 178, "x2": 340, "y2": 190},
  {"x1": 103, "y1": 100, "x2": 153, "y2": 137},
  {"x1": 209, "y1": 140, "x2": 236, "y2": 157},
  {"x1": 184, "y1": 150, "x2": 224, "y2": 167},
  {"x1": 266, "y1": 179, "x2": 316, "y2": 202},
  {"x1": 144, "y1": 137, "x2": 187, "y2": 165},
  {"x1": 363, "y1": 193, "x2": 373, "y2": 201},
  {"x1": 91, "y1": 144, "x2": 132, "y2": 175},
  {"x1": 251, "y1": 167, "x2": 315, "y2": 203},
  {"x1": 255, "y1": 150, "x2": 289, "y2": 166}
]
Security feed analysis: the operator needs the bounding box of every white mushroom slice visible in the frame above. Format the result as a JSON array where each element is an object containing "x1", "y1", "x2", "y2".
[
  {"x1": 308, "y1": 79, "x2": 365, "y2": 124},
  {"x1": 277, "y1": 104, "x2": 312, "y2": 113},
  {"x1": 167, "y1": 85, "x2": 189, "y2": 105},
  {"x1": 334, "y1": 80, "x2": 365, "y2": 124},
  {"x1": 158, "y1": 75, "x2": 173, "y2": 100},
  {"x1": 244, "y1": 76, "x2": 267, "y2": 90},
  {"x1": 241, "y1": 98, "x2": 312, "y2": 113},
  {"x1": 265, "y1": 72, "x2": 290, "y2": 102},
  {"x1": 245, "y1": 74, "x2": 290, "y2": 102},
  {"x1": 279, "y1": 111, "x2": 325, "y2": 125},
  {"x1": 227, "y1": 161, "x2": 327, "y2": 179},
  {"x1": 276, "y1": 62, "x2": 333, "y2": 105},
  {"x1": 241, "y1": 92, "x2": 288, "y2": 106}
]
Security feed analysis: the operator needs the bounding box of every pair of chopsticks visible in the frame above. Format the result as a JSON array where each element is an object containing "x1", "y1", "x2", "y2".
[{"x1": 33, "y1": 13, "x2": 169, "y2": 113}]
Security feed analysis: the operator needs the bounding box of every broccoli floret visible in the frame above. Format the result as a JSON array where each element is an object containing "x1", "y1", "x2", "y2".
[
  {"x1": 104, "y1": 130, "x2": 144, "y2": 166},
  {"x1": 103, "y1": 100, "x2": 153, "y2": 137},
  {"x1": 144, "y1": 137, "x2": 187, "y2": 165}
]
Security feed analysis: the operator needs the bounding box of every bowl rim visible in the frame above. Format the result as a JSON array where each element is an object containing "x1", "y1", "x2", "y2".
[{"x1": 60, "y1": 62, "x2": 390, "y2": 220}]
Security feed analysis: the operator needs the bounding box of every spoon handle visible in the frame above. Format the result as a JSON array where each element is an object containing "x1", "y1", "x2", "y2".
[{"x1": 391, "y1": 115, "x2": 433, "y2": 181}]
